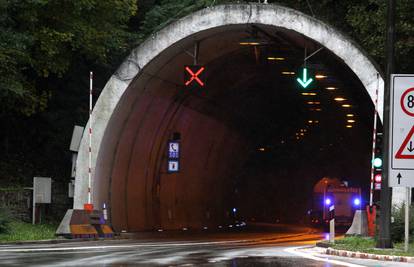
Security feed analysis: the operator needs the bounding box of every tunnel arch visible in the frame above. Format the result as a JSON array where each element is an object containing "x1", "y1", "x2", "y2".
[{"x1": 74, "y1": 3, "x2": 384, "y2": 230}]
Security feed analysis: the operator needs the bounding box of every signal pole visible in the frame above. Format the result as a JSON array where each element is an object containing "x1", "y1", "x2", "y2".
[{"x1": 377, "y1": 0, "x2": 395, "y2": 249}]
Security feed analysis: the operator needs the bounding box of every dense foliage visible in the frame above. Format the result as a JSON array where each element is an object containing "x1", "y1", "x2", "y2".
[
  {"x1": 391, "y1": 204, "x2": 414, "y2": 242},
  {"x1": 0, "y1": 0, "x2": 413, "y2": 185},
  {"x1": 0, "y1": 0, "x2": 137, "y2": 183},
  {"x1": 0, "y1": 208, "x2": 11, "y2": 234}
]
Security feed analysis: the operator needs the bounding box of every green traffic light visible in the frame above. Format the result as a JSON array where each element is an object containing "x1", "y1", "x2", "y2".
[{"x1": 373, "y1": 157, "x2": 382, "y2": 168}]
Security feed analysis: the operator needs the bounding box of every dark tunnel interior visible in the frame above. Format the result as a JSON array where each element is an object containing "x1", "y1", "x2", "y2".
[{"x1": 94, "y1": 24, "x2": 378, "y2": 232}]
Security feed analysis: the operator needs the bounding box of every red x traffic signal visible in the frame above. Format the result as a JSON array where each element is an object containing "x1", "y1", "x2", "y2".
[{"x1": 184, "y1": 65, "x2": 205, "y2": 89}]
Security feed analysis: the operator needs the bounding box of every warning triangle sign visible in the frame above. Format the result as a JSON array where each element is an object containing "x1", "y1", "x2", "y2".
[{"x1": 395, "y1": 125, "x2": 414, "y2": 159}]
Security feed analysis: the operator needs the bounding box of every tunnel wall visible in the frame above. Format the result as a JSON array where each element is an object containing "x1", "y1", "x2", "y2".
[
  {"x1": 94, "y1": 83, "x2": 248, "y2": 231},
  {"x1": 74, "y1": 4, "x2": 385, "y2": 222}
]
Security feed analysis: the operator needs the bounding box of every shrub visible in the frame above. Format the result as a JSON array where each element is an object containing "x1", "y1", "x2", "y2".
[
  {"x1": 0, "y1": 208, "x2": 11, "y2": 234},
  {"x1": 390, "y1": 204, "x2": 414, "y2": 242}
]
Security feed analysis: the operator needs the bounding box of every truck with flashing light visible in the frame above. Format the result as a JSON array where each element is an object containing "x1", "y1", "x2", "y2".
[{"x1": 308, "y1": 177, "x2": 361, "y2": 228}]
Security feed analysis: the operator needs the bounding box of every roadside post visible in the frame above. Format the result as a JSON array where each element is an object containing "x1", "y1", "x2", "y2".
[
  {"x1": 377, "y1": 0, "x2": 395, "y2": 249},
  {"x1": 84, "y1": 71, "x2": 94, "y2": 212},
  {"x1": 32, "y1": 177, "x2": 52, "y2": 224},
  {"x1": 329, "y1": 204, "x2": 335, "y2": 243},
  {"x1": 405, "y1": 188, "x2": 410, "y2": 252}
]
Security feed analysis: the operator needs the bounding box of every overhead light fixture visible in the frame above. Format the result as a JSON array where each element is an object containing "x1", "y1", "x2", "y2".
[
  {"x1": 310, "y1": 108, "x2": 322, "y2": 111},
  {"x1": 342, "y1": 104, "x2": 352, "y2": 108},
  {"x1": 347, "y1": 119, "x2": 356, "y2": 123},
  {"x1": 308, "y1": 120, "x2": 313, "y2": 123},
  {"x1": 326, "y1": 87, "x2": 337, "y2": 90},
  {"x1": 282, "y1": 71, "x2": 295, "y2": 75},
  {"x1": 267, "y1": 57, "x2": 285, "y2": 61},
  {"x1": 239, "y1": 30, "x2": 267, "y2": 46},
  {"x1": 334, "y1": 97, "x2": 346, "y2": 102},
  {"x1": 239, "y1": 41, "x2": 260, "y2": 46},
  {"x1": 302, "y1": 92, "x2": 317, "y2": 96},
  {"x1": 346, "y1": 125, "x2": 353, "y2": 128},
  {"x1": 315, "y1": 74, "x2": 328, "y2": 79},
  {"x1": 346, "y1": 114, "x2": 354, "y2": 117},
  {"x1": 258, "y1": 147, "x2": 265, "y2": 151}
]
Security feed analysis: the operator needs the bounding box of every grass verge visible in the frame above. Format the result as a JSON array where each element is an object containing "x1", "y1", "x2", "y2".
[
  {"x1": 0, "y1": 221, "x2": 57, "y2": 242},
  {"x1": 331, "y1": 236, "x2": 414, "y2": 257}
]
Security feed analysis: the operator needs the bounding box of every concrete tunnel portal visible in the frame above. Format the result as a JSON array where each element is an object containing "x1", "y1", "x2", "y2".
[{"x1": 73, "y1": 4, "x2": 384, "y2": 232}]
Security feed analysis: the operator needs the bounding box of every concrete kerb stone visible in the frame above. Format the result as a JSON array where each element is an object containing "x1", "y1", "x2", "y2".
[
  {"x1": 325, "y1": 247, "x2": 414, "y2": 263},
  {"x1": 0, "y1": 236, "x2": 126, "y2": 246}
]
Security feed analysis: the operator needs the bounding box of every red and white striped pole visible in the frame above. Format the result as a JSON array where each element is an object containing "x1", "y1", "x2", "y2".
[
  {"x1": 88, "y1": 71, "x2": 93, "y2": 206},
  {"x1": 369, "y1": 73, "x2": 380, "y2": 206}
]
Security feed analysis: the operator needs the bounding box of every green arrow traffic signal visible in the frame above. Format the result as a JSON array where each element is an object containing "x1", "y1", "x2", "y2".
[{"x1": 297, "y1": 68, "x2": 313, "y2": 88}]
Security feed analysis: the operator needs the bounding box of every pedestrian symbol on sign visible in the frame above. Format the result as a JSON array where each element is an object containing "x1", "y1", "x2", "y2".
[
  {"x1": 168, "y1": 160, "x2": 179, "y2": 172},
  {"x1": 395, "y1": 126, "x2": 414, "y2": 159}
]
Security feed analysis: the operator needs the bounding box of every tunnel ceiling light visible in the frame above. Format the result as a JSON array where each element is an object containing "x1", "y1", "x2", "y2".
[
  {"x1": 308, "y1": 120, "x2": 313, "y2": 123},
  {"x1": 334, "y1": 97, "x2": 346, "y2": 102},
  {"x1": 326, "y1": 87, "x2": 337, "y2": 90},
  {"x1": 239, "y1": 41, "x2": 260, "y2": 46},
  {"x1": 315, "y1": 74, "x2": 328, "y2": 79},
  {"x1": 282, "y1": 71, "x2": 295, "y2": 75},
  {"x1": 310, "y1": 108, "x2": 322, "y2": 111},
  {"x1": 347, "y1": 119, "x2": 356, "y2": 123},
  {"x1": 342, "y1": 104, "x2": 352, "y2": 108},
  {"x1": 239, "y1": 36, "x2": 262, "y2": 46},
  {"x1": 258, "y1": 147, "x2": 266, "y2": 152},
  {"x1": 267, "y1": 57, "x2": 285, "y2": 61},
  {"x1": 346, "y1": 114, "x2": 354, "y2": 117},
  {"x1": 302, "y1": 92, "x2": 317, "y2": 96},
  {"x1": 346, "y1": 125, "x2": 353, "y2": 128}
]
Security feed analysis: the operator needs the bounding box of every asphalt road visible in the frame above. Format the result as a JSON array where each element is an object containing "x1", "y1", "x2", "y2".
[{"x1": 0, "y1": 225, "x2": 411, "y2": 267}]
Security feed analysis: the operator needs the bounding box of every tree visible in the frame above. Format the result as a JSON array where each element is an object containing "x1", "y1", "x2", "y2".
[
  {"x1": 0, "y1": 0, "x2": 137, "y2": 184},
  {"x1": 0, "y1": 0, "x2": 137, "y2": 117}
]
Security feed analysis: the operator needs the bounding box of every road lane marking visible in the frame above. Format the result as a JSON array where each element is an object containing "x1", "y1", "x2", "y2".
[
  {"x1": 285, "y1": 246, "x2": 366, "y2": 267},
  {"x1": 0, "y1": 232, "x2": 322, "y2": 253}
]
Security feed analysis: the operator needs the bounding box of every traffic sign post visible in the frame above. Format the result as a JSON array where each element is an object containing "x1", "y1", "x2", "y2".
[
  {"x1": 389, "y1": 74, "x2": 414, "y2": 252},
  {"x1": 389, "y1": 75, "x2": 414, "y2": 187}
]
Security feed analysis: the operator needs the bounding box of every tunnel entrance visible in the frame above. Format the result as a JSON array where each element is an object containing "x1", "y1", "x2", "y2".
[{"x1": 73, "y1": 4, "x2": 384, "y2": 232}]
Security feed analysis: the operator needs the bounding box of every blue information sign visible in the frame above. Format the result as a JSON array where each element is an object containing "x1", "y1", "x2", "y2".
[
  {"x1": 168, "y1": 142, "x2": 180, "y2": 159},
  {"x1": 168, "y1": 160, "x2": 179, "y2": 172},
  {"x1": 167, "y1": 141, "x2": 180, "y2": 172}
]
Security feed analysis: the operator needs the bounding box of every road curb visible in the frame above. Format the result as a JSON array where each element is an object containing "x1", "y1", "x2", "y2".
[
  {"x1": 326, "y1": 247, "x2": 414, "y2": 263},
  {"x1": 0, "y1": 236, "x2": 125, "y2": 246}
]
